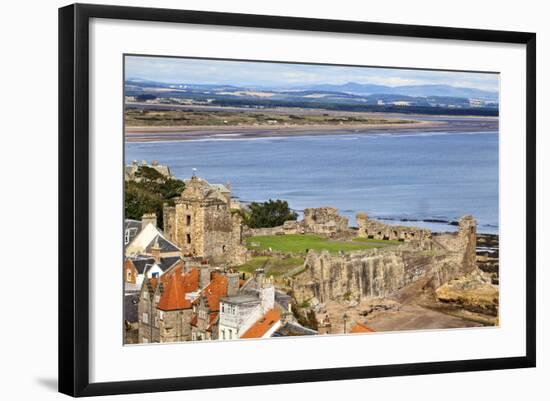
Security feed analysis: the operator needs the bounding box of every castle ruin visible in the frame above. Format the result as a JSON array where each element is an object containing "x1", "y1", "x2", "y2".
[
  {"x1": 356, "y1": 212, "x2": 431, "y2": 242},
  {"x1": 292, "y1": 215, "x2": 478, "y2": 304},
  {"x1": 163, "y1": 176, "x2": 247, "y2": 265}
]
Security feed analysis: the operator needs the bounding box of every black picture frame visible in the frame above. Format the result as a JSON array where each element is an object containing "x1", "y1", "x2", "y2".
[{"x1": 58, "y1": 3, "x2": 536, "y2": 397}]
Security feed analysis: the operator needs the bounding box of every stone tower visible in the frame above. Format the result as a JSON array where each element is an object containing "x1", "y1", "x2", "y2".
[{"x1": 163, "y1": 176, "x2": 246, "y2": 264}]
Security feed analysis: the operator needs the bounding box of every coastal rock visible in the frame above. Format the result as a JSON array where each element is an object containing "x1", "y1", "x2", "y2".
[{"x1": 435, "y1": 269, "x2": 499, "y2": 316}]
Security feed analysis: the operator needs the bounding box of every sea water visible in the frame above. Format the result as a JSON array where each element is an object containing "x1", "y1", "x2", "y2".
[{"x1": 126, "y1": 131, "x2": 498, "y2": 234}]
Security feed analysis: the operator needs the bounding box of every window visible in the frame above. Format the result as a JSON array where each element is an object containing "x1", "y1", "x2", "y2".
[
  {"x1": 126, "y1": 269, "x2": 132, "y2": 281},
  {"x1": 192, "y1": 332, "x2": 196, "y2": 341},
  {"x1": 221, "y1": 329, "x2": 225, "y2": 340},
  {"x1": 152, "y1": 272, "x2": 159, "y2": 278},
  {"x1": 186, "y1": 215, "x2": 191, "y2": 226},
  {"x1": 228, "y1": 329, "x2": 233, "y2": 339},
  {"x1": 124, "y1": 229, "x2": 130, "y2": 245},
  {"x1": 142, "y1": 312, "x2": 149, "y2": 324},
  {"x1": 159, "y1": 311, "x2": 164, "y2": 320},
  {"x1": 221, "y1": 304, "x2": 225, "y2": 313},
  {"x1": 186, "y1": 234, "x2": 191, "y2": 244}
]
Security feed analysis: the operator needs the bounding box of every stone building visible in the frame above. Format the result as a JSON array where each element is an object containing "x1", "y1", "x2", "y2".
[
  {"x1": 356, "y1": 212, "x2": 431, "y2": 242},
  {"x1": 137, "y1": 275, "x2": 162, "y2": 344},
  {"x1": 218, "y1": 270, "x2": 280, "y2": 340},
  {"x1": 190, "y1": 271, "x2": 239, "y2": 341},
  {"x1": 163, "y1": 175, "x2": 247, "y2": 265}
]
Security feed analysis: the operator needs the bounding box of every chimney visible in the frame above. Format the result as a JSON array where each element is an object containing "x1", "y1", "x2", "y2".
[
  {"x1": 254, "y1": 268, "x2": 265, "y2": 288},
  {"x1": 151, "y1": 238, "x2": 161, "y2": 264},
  {"x1": 199, "y1": 265, "x2": 214, "y2": 289},
  {"x1": 259, "y1": 283, "x2": 275, "y2": 313},
  {"x1": 141, "y1": 213, "x2": 157, "y2": 230},
  {"x1": 226, "y1": 272, "x2": 239, "y2": 297}
]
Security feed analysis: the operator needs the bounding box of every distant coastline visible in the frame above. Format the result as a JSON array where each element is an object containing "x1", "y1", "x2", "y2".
[{"x1": 125, "y1": 115, "x2": 498, "y2": 143}]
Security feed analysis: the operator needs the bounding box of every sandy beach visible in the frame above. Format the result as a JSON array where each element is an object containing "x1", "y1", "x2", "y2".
[{"x1": 125, "y1": 115, "x2": 498, "y2": 143}]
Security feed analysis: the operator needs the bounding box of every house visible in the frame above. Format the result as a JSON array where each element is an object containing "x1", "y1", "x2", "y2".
[
  {"x1": 137, "y1": 275, "x2": 161, "y2": 344},
  {"x1": 218, "y1": 269, "x2": 278, "y2": 340},
  {"x1": 125, "y1": 222, "x2": 180, "y2": 258},
  {"x1": 190, "y1": 271, "x2": 239, "y2": 341},
  {"x1": 124, "y1": 240, "x2": 181, "y2": 287},
  {"x1": 155, "y1": 267, "x2": 200, "y2": 343},
  {"x1": 124, "y1": 219, "x2": 142, "y2": 247}
]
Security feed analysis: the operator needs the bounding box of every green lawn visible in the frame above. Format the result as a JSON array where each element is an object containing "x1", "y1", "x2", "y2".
[
  {"x1": 246, "y1": 234, "x2": 392, "y2": 254},
  {"x1": 235, "y1": 256, "x2": 305, "y2": 278}
]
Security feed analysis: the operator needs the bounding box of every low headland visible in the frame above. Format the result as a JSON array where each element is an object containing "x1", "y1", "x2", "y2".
[{"x1": 124, "y1": 105, "x2": 498, "y2": 142}]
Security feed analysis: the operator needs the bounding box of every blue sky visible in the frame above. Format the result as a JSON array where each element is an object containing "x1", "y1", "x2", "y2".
[{"x1": 125, "y1": 56, "x2": 499, "y2": 92}]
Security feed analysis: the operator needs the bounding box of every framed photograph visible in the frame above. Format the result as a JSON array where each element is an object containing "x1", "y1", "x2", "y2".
[{"x1": 58, "y1": 3, "x2": 536, "y2": 397}]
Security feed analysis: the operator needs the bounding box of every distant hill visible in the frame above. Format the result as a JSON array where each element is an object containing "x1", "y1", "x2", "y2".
[
  {"x1": 300, "y1": 82, "x2": 498, "y2": 101},
  {"x1": 124, "y1": 78, "x2": 499, "y2": 116}
]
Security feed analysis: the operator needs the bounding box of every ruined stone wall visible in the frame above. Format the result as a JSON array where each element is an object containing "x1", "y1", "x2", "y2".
[
  {"x1": 356, "y1": 212, "x2": 431, "y2": 242},
  {"x1": 163, "y1": 205, "x2": 176, "y2": 240},
  {"x1": 292, "y1": 216, "x2": 477, "y2": 303},
  {"x1": 243, "y1": 225, "x2": 285, "y2": 237},
  {"x1": 243, "y1": 220, "x2": 304, "y2": 237},
  {"x1": 303, "y1": 207, "x2": 349, "y2": 236},
  {"x1": 203, "y1": 201, "x2": 235, "y2": 262},
  {"x1": 243, "y1": 208, "x2": 348, "y2": 238}
]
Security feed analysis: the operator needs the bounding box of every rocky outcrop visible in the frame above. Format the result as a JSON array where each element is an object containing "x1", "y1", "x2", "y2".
[{"x1": 435, "y1": 269, "x2": 499, "y2": 316}]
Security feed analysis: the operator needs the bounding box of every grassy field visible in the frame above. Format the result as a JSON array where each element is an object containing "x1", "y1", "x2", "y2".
[
  {"x1": 125, "y1": 108, "x2": 413, "y2": 127},
  {"x1": 246, "y1": 234, "x2": 395, "y2": 254},
  {"x1": 234, "y1": 256, "x2": 305, "y2": 278}
]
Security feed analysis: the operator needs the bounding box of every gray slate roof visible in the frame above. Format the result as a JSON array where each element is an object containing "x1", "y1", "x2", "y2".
[
  {"x1": 145, "y1": 234, "x2": 180, "y2": 253},
  {"x1": 128, "y1": 255, "x2": 181, "y2": 275}
]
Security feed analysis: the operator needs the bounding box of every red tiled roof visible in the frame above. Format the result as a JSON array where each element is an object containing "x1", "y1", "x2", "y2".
[
  {"x1": 157, "y1": 268, "x2": 199, "y2": 311},
  {"x1": 202, "y1": 273, "x2": 228, "y2": 312},
  {"x1": 350, "y1": 323, "x2": 375, "y2": 334},
  {"x1": 241, "y1": 309, "x2": 281, "y2": 339}
]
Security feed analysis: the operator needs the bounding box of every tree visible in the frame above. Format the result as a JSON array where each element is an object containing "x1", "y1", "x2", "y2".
[
  {"x1": 245, "y1": 199, "x2": 298, "y2": 228},
  {"x1": 124, "y1": 166, "x2": 185, "y2": 229}
]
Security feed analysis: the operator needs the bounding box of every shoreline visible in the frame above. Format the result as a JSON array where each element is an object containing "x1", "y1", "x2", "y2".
[{"x1": 125, "y1": 118, "x2": 498, "y2": 143}]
